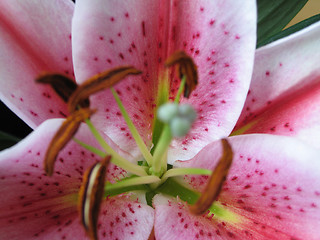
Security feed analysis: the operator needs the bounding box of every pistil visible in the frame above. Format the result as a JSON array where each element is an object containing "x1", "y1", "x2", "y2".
[
  {"x1": 150, "y1": 125, "x2": 172, "y2": 177},
  {"x1": 152, "y1": 102, "x2": 197, "y2": 177}
]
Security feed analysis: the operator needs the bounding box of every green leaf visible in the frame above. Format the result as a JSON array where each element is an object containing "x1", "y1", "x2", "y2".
[
  {"x1": 257, "y1": 0, "x2": 308, "y2": 46},
  {"x1": 258, "y1": 14, "x2": 320, "y2": 48},
  {"x1": 0, "y1": 131, "x2": 20, "y2": 150}
]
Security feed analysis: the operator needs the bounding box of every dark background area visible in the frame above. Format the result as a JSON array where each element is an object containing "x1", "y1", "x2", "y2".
[{"x1": 0, "y1": 101, "x2": 32, "y2": 139}]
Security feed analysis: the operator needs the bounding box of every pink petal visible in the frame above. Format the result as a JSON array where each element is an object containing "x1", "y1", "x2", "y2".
[
  {"x1": 0, "y1": 119, "x2": 91, "y2": 238},
  {"x1": 72, "y1": 0, "x2": 165, "y2": 157},
  {"x1": 0, "y1": 119, "x2": 141, "y2": 238},
  {"x1": 43, "y1": 195, "x2": 154, "y2": 240},
  {"x1": 0, "y1": 0, "x2": 74, "y2": 129},
  {"x1": 154, "y1": 194, "x2": 231, "y2": 240},
  {"x1": 166, "y1": 0, "x2": 256, "y2": 162},
  {"x1": 234, "y1": 22, "x2": 320, "y2": 149},
  {"x1": 96, "y1": 195, "x2": 154, "y2": 240},
  {"x1": 169, "y1": 134, "x2": 320, "y2": 239},
  {"x1": 72, "y1": 0, "x2": 256, "y2": 160}
]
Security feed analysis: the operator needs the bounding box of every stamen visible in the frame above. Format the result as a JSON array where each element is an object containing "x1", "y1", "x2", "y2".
[
  {"x1": 75, "y1": 138, "x2": 151, "y2": 175},
  {"x1": 174, "y1": 75, "x2": 186, "y2": 103},
  {"x1": 105, "y1": 175, "x2": 160, "y2": 192},
  {"x1": 44, "y1": 108, "x2": 96, "y2": 176},
  {"x1": 148, "y1": 228, "x2": 155, "y2": 240},
  {"x1": 189, "y1": 139, "x2": 233, "y2": 215},
  {"x1": 85, "y1": 119, "x2": 148, "y2": 177},
  {"x1": 68, "y1": 66, "x2": 142, "y2": 113},
  {"x1": 36, "y1": 73, "x2": 89, "y2": 108},
  {"x1": 159, "y1": 167, "x2": 212, "y2": 186},
  {"x1": 73, "y1": 138, "x2": 106, "y2": 157},
  {"x1": 79, "y1": 156, "x2": 111, "y2": 240},
  {"x1": 111, "y1": 89, "x2": 154, "y2": 166},
  {"x1": 165, "y1": 51, "x2": 198, "y2": 98}
]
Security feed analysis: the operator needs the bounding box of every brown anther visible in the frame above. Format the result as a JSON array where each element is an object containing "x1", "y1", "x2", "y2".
[
  {"x1": 189, "y1": 139, "x2": 233, "y2": 215},
  {"x1": 44, "y1": 108, "x2": 96, "y2": 176},
  {"x1": 68, "y1": 66, "x2": 142, "y2": 113},
  {"x1": 148, "y1": 228, "x2": 155, "y2": 240},
  {"x1": 165, "y1": 51, "x2": 198, "y2": 98},
  {"x1": 36, "y1": 73, "x2": 90, "y2": 108},
  {"x1": 79, "y1": 156, "x2": 111, "y2": 240}
]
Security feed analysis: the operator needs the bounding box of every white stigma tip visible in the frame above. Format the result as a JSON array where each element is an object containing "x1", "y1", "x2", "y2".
[
  {"x1": 170, "y1": 117, "x2": 191, "y2": 137},
  {"x1": 157, "y1": 103, "x2": 179, "y2": 123},
  {"x1": 157, "y1": 103, "x2": 197, "y2": 137},
  {"x1": 178, "y1": 104, "x2": 197, "y2": 123}
]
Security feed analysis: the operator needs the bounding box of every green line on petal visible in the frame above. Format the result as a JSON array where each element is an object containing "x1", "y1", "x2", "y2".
[
  {"x1": 85, "y1": 119, "x2": 147, "y2": 177},
  {"x1": 230, "y1": 120, "x2": 258, "y2": 136},
  {"x1": 111, "y1": 88, "x2": 154, "y2": 166},
  {"x1": 106, "y1": 176, "x2": 160, "y2": 192},
  {"x1": 174, "y1": 75, "x2": 186, "y2": 103}
]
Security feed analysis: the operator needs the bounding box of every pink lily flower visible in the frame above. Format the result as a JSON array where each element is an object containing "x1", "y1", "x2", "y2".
[{"x1": 1, "y1": 1, "x2": 320, "y2": 240}]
